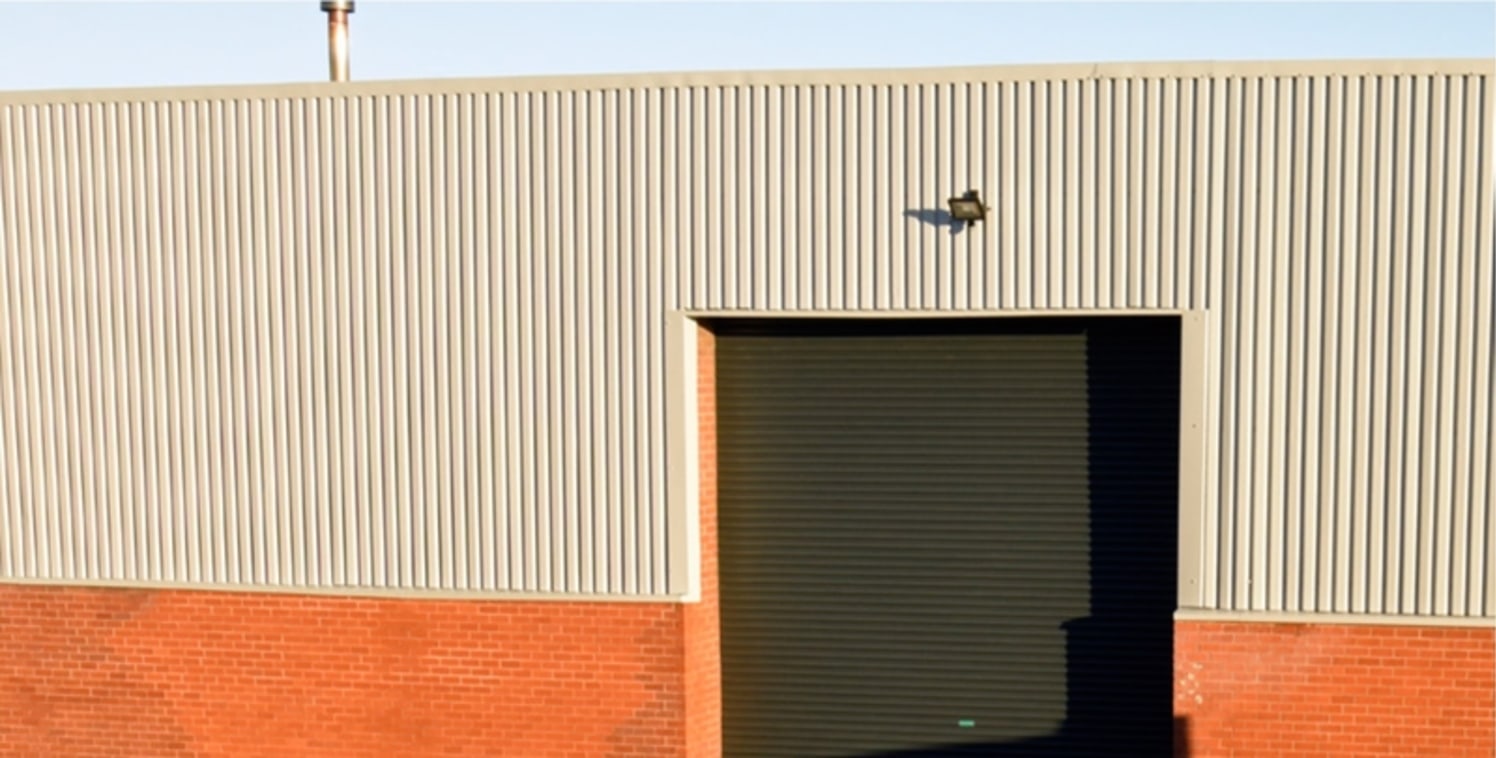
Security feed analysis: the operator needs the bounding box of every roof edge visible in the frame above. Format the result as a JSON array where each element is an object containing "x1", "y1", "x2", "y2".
[{"x1": 2, "y1": 58, "x2": 1492, "y2": 106}]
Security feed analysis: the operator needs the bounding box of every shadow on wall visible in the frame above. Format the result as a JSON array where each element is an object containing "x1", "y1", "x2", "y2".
[{"x1": 902, "y1": 208, "x2": 971, "y2": 235}]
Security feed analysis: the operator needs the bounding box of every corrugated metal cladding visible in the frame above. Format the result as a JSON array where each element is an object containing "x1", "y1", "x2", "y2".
[{"x1": 0, "y1": 60, "x2": 1490, "y2": 612}]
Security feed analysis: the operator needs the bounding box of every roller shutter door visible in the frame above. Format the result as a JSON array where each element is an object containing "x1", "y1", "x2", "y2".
[{"x1": 715, "y1": 317, "x2": 1179, "y2": 757}]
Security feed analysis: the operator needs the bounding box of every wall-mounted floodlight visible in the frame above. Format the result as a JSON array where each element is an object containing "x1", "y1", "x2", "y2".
[{"x1": 947, "y1": 190, "x2": 988, "y2": 224}]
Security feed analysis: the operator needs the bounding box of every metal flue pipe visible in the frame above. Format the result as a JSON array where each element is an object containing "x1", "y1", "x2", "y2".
[{"x1": 321, "y1": 0, "x2": 354, "y2": 82}]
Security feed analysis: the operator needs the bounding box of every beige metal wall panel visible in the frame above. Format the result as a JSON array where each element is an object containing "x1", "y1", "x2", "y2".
[{"x1": 0, "y1": 60, "x2": 1491, "y2": 612}]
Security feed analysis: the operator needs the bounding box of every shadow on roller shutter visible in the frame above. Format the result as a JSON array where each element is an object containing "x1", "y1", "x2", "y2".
[{"x1": 714, "y1": 316, "x2": 1180, "y2": 758}]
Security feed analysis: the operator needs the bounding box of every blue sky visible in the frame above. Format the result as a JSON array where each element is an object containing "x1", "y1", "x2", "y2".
[{"x1": 0, "y1": 2, "x2": 1492, "y2": 92}]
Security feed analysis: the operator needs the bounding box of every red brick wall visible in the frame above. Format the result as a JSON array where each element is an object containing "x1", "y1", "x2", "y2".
[
  {"x1": 0, "y1": 586, "x2": 686, "y2": 757},
  {"x1": 683, "y1": 324, "x2": 721, "y2": 757},
  {"x1": 1175, "y1": 620, "x2": 1496, "y2": 757}
]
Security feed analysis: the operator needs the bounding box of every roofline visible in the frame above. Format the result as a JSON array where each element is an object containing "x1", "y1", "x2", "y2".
[{"x1": 1, "y1": 58, "x2": 1491, "y2": 106}]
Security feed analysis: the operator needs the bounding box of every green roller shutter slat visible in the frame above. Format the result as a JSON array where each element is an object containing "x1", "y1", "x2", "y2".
[{"x1": 716, "y1": 317, "x2": 1179, "y2": 758}]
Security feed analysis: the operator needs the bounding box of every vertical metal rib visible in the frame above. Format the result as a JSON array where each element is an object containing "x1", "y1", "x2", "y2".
[{"x1": 0, "y1": 65, "x2": 1488, "y2": 613}]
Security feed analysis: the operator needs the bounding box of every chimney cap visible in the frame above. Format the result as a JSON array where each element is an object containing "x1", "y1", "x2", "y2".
[{"x1": 321, "y1": 1, "x2": 354, "y2": 13}]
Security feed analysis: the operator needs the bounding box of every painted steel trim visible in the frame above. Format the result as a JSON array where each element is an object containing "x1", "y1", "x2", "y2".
[
  {"x1": 0, "y1": 576, "x2": 696, "y2": 602},
  {"x1": 0, "y1": 58, "x2": 1487, "y2": 106},
  {"x1": 1175, "y1": 608, "x2": 1496, "y2": 628}
]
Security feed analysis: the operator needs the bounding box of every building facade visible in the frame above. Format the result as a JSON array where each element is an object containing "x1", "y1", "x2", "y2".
[{"x1": 1, "y1": 58, "x2": 1492, "y2": 756}]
